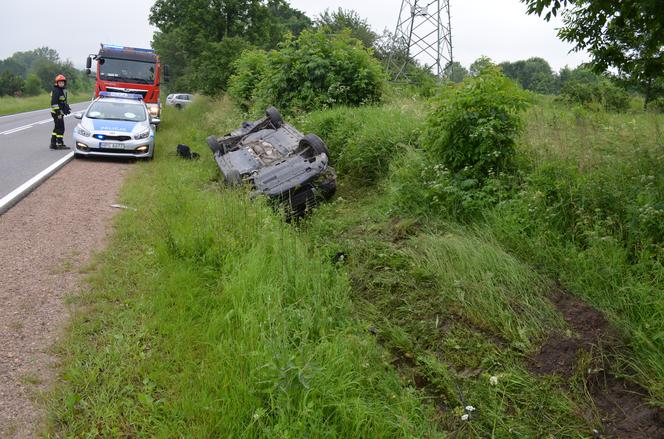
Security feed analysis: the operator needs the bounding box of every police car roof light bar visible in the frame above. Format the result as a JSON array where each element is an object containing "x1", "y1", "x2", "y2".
[{"x1": 99, "y1": 91, "x2": 144, "y2": 100}]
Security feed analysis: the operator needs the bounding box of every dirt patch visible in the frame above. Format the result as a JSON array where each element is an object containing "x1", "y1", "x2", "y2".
[
  {"x1": 530, "y1": 289, "x2": 664, "y2": 438},
  {"x1": 530, "y1": 289, "x2": 619, "y2": 376},
  {"x1": 0, "y1": 159, "x2": 129, "y2": 438}
]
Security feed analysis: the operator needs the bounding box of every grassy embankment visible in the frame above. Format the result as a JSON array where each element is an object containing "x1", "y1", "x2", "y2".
[
  {"x1": 44, "y1": 98, "x2": 442, "y2": 437},
  {"x1": 0, "y1": 91, "x2": 92, "y2": 116},
  {"x1": 298, "y1": 94, "x2": 664, "y2": 436},
  {"x1": 45, "y1": 93, "x2": 663, "y2": 437}
]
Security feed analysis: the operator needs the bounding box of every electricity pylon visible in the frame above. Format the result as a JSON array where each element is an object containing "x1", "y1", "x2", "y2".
[{"x1": 387, "y1": 0, "x2": 453, "y2": 81}]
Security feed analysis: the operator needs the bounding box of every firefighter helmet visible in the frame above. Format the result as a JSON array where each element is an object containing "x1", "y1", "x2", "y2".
[{"x1": 54, "y1": 74, "x2": 67, "y2": 84}]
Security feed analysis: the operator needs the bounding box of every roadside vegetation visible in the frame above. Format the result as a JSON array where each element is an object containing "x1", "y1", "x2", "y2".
[
  {"x1": 0, "y1": 91, "x2": 91, "y2": 116},
  {"x1": 46, "y1": 80, "x2": 664, "y2": 437},
  {"x1": 40, "y1": 0, "x2": 664, "y2": 436},
  {"x1": 45, "y1": 100, "x2": 442, "y2": 437}
]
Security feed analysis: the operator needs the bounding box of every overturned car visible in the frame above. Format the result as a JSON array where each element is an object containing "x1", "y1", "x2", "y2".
[{"x1": 207, "y1": 107, "x2": 336, "y2": 216}]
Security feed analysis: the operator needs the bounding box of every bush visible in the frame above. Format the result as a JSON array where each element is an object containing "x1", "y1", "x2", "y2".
[
  {"x1": 388, "y1": 147, "x2": 518, "y2": 221},
  {"x1": 227, "y1": 49, "x2": 268, "y2": 111},
  {"x1": 23, "y1": 73, "x2": 42, "y2": 96},
  {"x1": 560, "y1": 78, "x2": 630, "y2": 112},
  {"x1": 422, "y1": 66, "x2": 530, "y2": 180},
  {"x1": 299, "y1": 104, "x2": 422, "y2": 183},
  {"x1": 253, "y1": 29, "x2": 385, "y2": 114},
  {"x1": 646, "y1": 97, "x2": 664, "y2": 113}
]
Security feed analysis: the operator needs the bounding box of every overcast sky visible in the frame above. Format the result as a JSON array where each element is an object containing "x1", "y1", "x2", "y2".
[{"x1": 0, "y1": 0, "x2": 587, "y2": 71}]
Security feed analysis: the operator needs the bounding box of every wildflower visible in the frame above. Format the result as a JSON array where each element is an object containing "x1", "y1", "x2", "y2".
[
  {"x1": 461, "y1": 414, "x2": 469, "y2": 421},
  {"x1": 465, "y1": 405, "x2": 476, "y2": 412},
  {"x1": 489, "y1": 375, "x2": 498, "y2": 386}
]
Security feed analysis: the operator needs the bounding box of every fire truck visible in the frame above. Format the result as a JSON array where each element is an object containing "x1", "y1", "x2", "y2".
[{"x1": 86, "y1": 44, "x2": 169, "y2": 117}]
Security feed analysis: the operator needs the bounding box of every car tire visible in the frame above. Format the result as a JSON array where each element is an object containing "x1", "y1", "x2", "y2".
[
  {"x1": 175, "y1": 104, "x2": 182, "y2": 110},
  {"x1": 266, "y1": 107, "x2": 283, "y2": 128},
  {"x1": 207, "y1": 136, "x2": 222, "y2": 154},
  {"x1": 225, "y1": 169, "x2": 242, "y2": 186},
  {"x1": 298, "y1": 134, "x2": 330, "y2": 159}
]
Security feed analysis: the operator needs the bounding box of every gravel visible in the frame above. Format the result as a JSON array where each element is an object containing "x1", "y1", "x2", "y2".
[{"x1": 0, "y1": 158, "x2": 130, "y2": 438}]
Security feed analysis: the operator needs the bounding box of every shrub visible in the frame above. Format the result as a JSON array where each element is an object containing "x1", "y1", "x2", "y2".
[
  {"x1": 560, "y1": 78, "x2": 630, "y2": 112},
  {"x1": 253, "y1": 29, "x2": 386, "y2": 114},
  {"x1": 23, "y1": 74, "x2": 42, "y2": 96},
  {"x1": 422, "y1": 66, "x2": 530, "y2": 180},
  {"x1": 227, "y1": 49, "x2": 268, "y2": 111},
  {"x1": 388, "y1": 147, "x2": 519, "y2": 221},
  {"x1": 299, "y1": 104, "x2": 422, "y2": 183},
  {"x1": 646, "y1": 97, "x2": 664, "y2": 113}
]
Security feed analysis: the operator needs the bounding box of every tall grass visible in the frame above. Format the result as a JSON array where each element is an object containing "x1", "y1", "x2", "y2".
[
  {"x1": 45, "y1": 98, "x2": 443, "y2": 437},
  {"x1": 488, "y1": 97, "x2": 664, "y2": 399},
  {"x1": 0, "y1": 91, "x2": 92, "y2": 116},
  {"x1": 298, "y1": 100, "x2": 426, "y2": 183},
  {"x1": 303, "y1": 186, "x2": 590, "y2": 437}
]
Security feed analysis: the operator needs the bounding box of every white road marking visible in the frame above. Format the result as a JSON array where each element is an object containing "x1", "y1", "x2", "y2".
[
  {"x1": 0, "y1": 152, "x2": 74, "y2": 214},
  {"x1": 1, "y1": 114, "x2": 77, "y2": 135}
]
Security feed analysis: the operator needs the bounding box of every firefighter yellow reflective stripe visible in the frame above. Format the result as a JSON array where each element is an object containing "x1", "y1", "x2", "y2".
[{"x1": 55, "y1": 134, "x2": 64, "y2": 138}]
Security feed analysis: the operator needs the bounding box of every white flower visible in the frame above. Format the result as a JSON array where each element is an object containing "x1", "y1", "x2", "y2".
[
  {"x1": 461, "y1": 414, "x2": 469, "y2": 421},
  {"x1": 465, "y1": 405, "x2": 476, "y2": 412},
  {"x1": 489, "y1": 375, "x2": 498, "y2": 386}
]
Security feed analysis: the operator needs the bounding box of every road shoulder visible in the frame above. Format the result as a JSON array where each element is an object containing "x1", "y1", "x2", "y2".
[{"x1": 0, "y1": 159, "x2": 130, "y2": 438}]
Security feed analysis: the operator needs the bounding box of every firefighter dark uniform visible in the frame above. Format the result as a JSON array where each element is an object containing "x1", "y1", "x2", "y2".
[{"x1": 50, "y1": 74, "x2": 71, "y2": 149}]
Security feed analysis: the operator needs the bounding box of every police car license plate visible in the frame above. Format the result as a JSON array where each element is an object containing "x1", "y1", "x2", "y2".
[{"x1": 99, "y1": 142, "x2": 125, "y2": 149}]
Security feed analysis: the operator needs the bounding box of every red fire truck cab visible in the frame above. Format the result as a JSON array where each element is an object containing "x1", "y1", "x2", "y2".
[{"x1": 86, "y1": 44, "x2": 169, "y2": 117}]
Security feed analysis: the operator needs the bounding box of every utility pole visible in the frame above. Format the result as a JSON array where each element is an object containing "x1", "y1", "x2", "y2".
[{"x1": 387, "y1": 0, "x2": 453, "y2": 81}]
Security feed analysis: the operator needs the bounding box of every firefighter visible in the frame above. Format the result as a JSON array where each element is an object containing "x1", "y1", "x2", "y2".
[{"x1": 49, "y1": 74, "x2": 71, "y2": 149}]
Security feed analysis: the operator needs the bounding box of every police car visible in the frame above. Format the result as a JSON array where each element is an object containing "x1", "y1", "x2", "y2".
[{"x1": 72, "y1": 92, "x2": 159, "y2": 159}]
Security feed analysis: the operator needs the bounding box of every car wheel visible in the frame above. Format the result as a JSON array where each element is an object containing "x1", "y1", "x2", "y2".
[
  {"x1": 298, "y1": 134, "x2": 330, "y2": 159},
  {"x1": 175, "y1": 104, "x2": 182, "y2": 110},
  {"x1": 225, "y1": 169, "x2": 242, "y2": 186},
  {"x1": 207, "y1": 136, "x2": 222, "y2": 154},
  {"x1": 266, "y1": 107, "x2": 283, "y2": 128}
]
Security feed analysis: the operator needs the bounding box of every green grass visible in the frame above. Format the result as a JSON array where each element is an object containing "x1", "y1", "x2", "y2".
[
  {"x1": 45, "y1": 98, "x2": 443, "y2": 437},
  {"x1": 488, "y1": 96, "x2": 664, "y2": 399},
  {"x1": 45, "y1": 92, "x2": 663, "y2": 437},
  {"x1": 0, "y1": 91, "x2": 92, "y2": 116},
  {"x1": 301, "y1": 183, "x2": 592, "y2": 437}
]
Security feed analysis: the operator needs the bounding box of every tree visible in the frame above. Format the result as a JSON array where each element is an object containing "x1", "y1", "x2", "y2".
[
  {"x1": 443, "y1": 61, "x2": 468, "y2": 83},
  {"x1": 521, "y1": 0, "x2": 664, "y2": 105},
  {"x1": 0, "y1": 71, "x2": 24, "y2": 96},
  {"x1": 23, "y1": 74, "x2": 42, "y2": 96},
  {"x1": 469, "y1": 56, "x2": 494, "y2": 76},
  {"x1": 315, "y1": 8, "x2": 377, "y2": 48},
  {"x1": 149, "y1": 0, "x2": 312, "y2": 93},
  {"x1": 500, "y1": 57, "x2": 557, "y2": 94}
]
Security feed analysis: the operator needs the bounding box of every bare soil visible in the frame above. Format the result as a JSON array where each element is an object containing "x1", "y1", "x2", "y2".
[
  {"x1": 530, "y1": 289, "x2": 664, "y2": 438},
  {"x1": 0, "y1": 158, "x2": 129, "y2": 438}
]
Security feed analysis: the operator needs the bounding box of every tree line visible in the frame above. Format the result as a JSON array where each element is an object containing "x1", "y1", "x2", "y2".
[
  {"x1": 0, "y1": 47, "x2": 92, "y2": 97},
  {"x1": 149, "y1": 0, "x2": 663, "y2": 114}
]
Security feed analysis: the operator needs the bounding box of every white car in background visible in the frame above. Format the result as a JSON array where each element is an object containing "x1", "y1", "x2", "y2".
[{"x1": 166, "y1": 93, "x2": 193, "y2": 109}]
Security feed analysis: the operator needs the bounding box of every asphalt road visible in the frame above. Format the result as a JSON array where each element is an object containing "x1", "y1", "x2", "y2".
[{"x1": 0, "y1": 102, "x2": 90, "y2": 200}]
